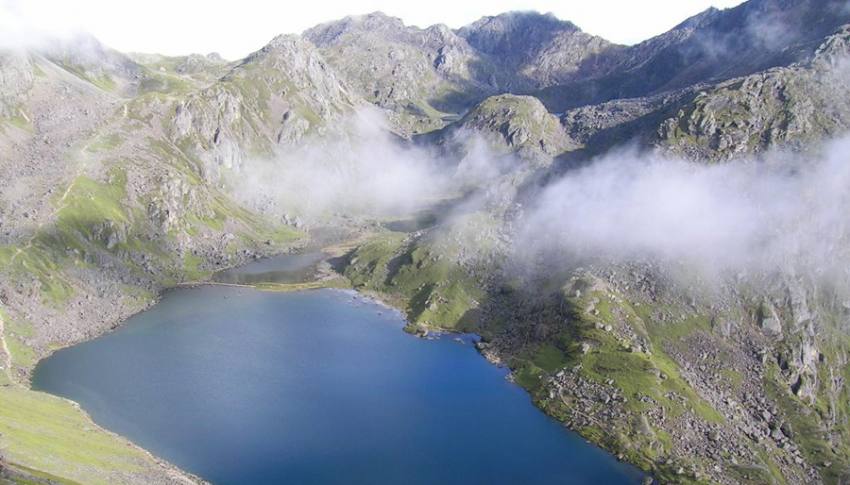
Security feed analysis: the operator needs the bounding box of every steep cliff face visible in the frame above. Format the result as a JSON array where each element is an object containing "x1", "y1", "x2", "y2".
[{"x1": 169, "y1": 35, "x2": 359, "y2": 183}]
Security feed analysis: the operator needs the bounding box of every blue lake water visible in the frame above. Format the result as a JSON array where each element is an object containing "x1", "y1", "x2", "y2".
[{"x1": 33, "y1": 285, "x2": 644, "y2": 484}]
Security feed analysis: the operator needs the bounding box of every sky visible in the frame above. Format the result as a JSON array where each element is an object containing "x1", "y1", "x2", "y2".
[{"x1": 1, "y1": 0, "x2": 746, "y2": 59}]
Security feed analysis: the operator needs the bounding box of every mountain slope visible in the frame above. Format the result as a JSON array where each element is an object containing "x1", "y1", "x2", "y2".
[
  {"x1": 169, "y1": 35, "x2": 359, "y2": 183},
  {"x1": 304, "y1": 11, "x2": 618, "y2": 133},
  {"x1": 657, "y1": 25, "x2": 850, "y2": 160},
  {"x1": 457, "y1": 11, "x2": 620, "y2": 90},
  {"x1": 304, "y1": 12, "x2": 500, "y2": 133},
  {"x1": 537, "y1": 0, "x2": 850, "y2": 111}
]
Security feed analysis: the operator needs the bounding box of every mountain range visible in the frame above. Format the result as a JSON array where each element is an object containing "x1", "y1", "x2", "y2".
[{"x1": 2, "y1": 0, "x2": 850, "y2": 483}]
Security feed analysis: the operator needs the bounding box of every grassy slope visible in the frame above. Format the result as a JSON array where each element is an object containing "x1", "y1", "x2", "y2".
[
  {"x1": 344, "y1": 228, "x2": 486, "y2": 334},
  {"x1": 0, "y1": 386, "x2": 173, "y2": 485}
]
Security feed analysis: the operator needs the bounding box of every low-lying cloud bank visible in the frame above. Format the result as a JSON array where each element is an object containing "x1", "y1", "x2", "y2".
[
  {"x1": 518, "y1": 139, "x2": 850, "y2": 284},
  {"x1": 232, "y1": 105, "x2": 850, "y2": 289},
  {"x1": 231, "y1": 108, "x2": 510, "y2": 221},
  {"x1": 232, "y1": 109, "x2": 440, "y2": 220}
]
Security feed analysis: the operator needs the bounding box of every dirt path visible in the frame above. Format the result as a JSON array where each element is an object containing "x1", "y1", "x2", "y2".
[{"x1": 8, "y1": 159, "x2": 86, "y2": 266}]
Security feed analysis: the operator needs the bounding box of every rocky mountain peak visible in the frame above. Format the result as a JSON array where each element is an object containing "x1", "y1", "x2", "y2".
[
  {"x1": 262, "y1": 33, "x2": 307, "y2": 52},
  {"x1": 669, "y1": 6, "x2": 722, "y2": 32},
  {"x1": 205, "y1": 52, "x2": 226, "y2": 62},
  {"x1": 351, "y1": 11, "x2": 407, "y2": 30},
  {"x1": 243, "y1": 33, "x2": 350, "y2": 90},
  {"x1": 536, "y1": 0, "x2": 850, "y2": 111},
  {"x1": 303, "y1": 11, "x2": 409, "y2": 46},
  {"x1": 453, "y1": 11, "x2": 619, "y2": 92},
  {"x1": 457, "y1": 11, "x2": 582, "y2": 56}
]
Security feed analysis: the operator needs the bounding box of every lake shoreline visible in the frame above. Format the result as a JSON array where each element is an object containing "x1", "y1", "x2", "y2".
[
  {"x1": 10, "y1": 232, "x2": 359, "y2": 483},
  {"x1": 33, "y1": 283, "x2": 645, "y2": 484},
  {"x1": 5, "y1": 238, "x2": 322, "y2": 484},
  {"x1": 26, "y1": 234, "x2": 648, "y2": 484}
]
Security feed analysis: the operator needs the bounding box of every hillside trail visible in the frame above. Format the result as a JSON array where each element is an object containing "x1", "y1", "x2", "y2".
[{"x1": 9, "y1": 143, "x2": 90, "y2": 267}]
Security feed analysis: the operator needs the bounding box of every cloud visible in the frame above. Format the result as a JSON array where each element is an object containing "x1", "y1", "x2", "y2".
[
  {"x1": 0, "y1": 0, "x2": 84, "y2": 51},
  {"x1": 229, "y1": 108, "x2": 508, "y2": 223},
  {"x1": 515, "y1": 140, "x2": 850, "y2": 285}
]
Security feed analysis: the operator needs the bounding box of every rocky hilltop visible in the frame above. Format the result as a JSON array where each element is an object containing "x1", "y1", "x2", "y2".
[{"x1": 2, "y1": 0, "x2": 850, "y2": 483}]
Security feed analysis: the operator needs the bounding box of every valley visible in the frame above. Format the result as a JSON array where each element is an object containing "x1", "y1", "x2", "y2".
[{"x1": 2, "y1": 1, "x2": 850, "y2": 483}]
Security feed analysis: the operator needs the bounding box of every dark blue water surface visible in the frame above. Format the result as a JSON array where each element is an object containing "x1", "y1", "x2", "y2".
[{"x1": 33, "y1": 286, "x2": 643, "y2": 484}]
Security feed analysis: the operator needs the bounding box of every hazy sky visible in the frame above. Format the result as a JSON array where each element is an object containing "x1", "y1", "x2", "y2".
[{"x1": 1, "y1": 0, "x2": 746, "y2": 59}]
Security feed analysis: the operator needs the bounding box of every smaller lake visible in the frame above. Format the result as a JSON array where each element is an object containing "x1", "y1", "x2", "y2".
[
  {"x1": 33, "y1": 267, "x2": 644, "y2": 484},
  {"x1": 214, "y1": 251, "x2": 328, "y2": 284}
]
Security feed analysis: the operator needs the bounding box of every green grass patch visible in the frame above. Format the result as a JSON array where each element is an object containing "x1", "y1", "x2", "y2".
[
  {"x1": 40, "y1": 169, "x2": 129, "y2": 258},
  {"x1": 0, "y1": 386, "x2": 170, "y2": 485},
  {"x1": 56, "y1": 61, "x2": 117, "y2": 93},
  {"x1": 5, "y1": 334, "x2": 36, "y2": 370},
  {"x1": 343, "y1": 232, "x2": 484, "y2": 331},
  {"x1": 562, "y1": 289, "x2": 724, "y2": 424},
  {"x1": 720, "y1": 368, "x2": 744, "y2": 390},
  {"x1": 182, "y1": 253, "x2": 209, "y2": 281},
  {"x1": 532, "y1": 343, "x2": 568, "y2": 373},
  {"x1": 1, "y1": 107, "x2": 32, "y2": 132},
  {"x1": 514, "y1": 365, "x2": 545, "y2": 390}
]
